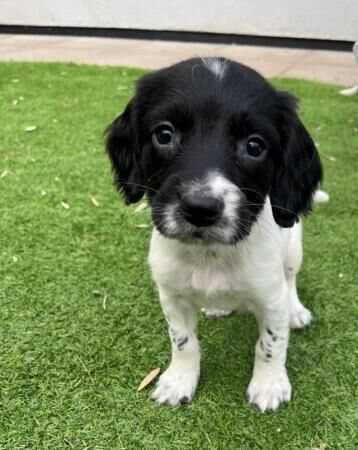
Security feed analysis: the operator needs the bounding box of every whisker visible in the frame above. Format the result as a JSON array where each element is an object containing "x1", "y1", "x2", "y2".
[
  {"x1": 239, "y1": 187, "x2": 267, "y2": 203},
  {"x1": 246, "y1": 200, "x2": 296, "y2": 216},
  {"x1": 116, "y1": 179, "x2": 160, "y2": 194}
]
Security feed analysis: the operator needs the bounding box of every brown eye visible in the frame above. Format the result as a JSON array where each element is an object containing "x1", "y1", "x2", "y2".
[
  {"x1": 152, "y1": 123, "x2": 175, "y2": 149},
  {"x1": 246, "y1": 137, "x2": 266, "y2": 157}
]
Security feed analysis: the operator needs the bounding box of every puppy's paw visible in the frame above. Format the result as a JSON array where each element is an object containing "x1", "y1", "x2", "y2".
[
  {"x1": 152, "y1": 366, "x2": 199, "y2": 406},
  {"x1": 246, "y1": 370, "x2": 292, "y2": 412},
  {"x1": 290, "y1": 305, "x2": 312, "y2": 329},
  {"x1": 201, "y1": 308, "x2": 232, "y2": 318}
]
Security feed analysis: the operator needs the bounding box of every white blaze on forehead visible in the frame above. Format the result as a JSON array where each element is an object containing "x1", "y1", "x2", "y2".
[{"x1": 201, "y1": 57, "x2": 228, "y2": 80}]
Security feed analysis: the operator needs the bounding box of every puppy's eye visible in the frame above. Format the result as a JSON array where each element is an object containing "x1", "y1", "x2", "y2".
[
  {"x1": 152, "y1": 123, "x2": 175, "y2": 148},
  {"x1": 246, "y1": 137, "x2": 266, "y2": 157}
]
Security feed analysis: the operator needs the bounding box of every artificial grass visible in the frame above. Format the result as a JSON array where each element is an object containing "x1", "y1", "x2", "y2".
[{"x1": 0, "y1": 61, "x2": 357, "y2": 450}]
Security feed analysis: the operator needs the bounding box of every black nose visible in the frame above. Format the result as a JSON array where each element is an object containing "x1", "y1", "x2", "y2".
[{"x1": 180, "y1": 194, "x2": 223, "y2": 227}]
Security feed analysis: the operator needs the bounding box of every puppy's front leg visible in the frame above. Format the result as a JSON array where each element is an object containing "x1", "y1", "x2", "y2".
[
  {"x1": 152, "y1": 287, "x2": 200, "y2": 406},
  {"x1": 247, "y1": 295, "x2": 292, "y2": 412}
]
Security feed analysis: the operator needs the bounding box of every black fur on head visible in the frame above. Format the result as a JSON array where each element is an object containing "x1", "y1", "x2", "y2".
[{"x1": 105, "y1": 57, "x2": 322, "y2": 243}]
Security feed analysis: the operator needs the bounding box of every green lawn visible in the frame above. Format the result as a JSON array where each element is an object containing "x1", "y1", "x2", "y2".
[{"x1": 0, "y1": 61, "x2": 357, "y2": 450}]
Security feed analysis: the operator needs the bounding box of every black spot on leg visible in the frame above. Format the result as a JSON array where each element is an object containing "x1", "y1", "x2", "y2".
[
  {"x1": 170, "y1": 328, "x2": 179, "y2": 344},
  {"x1": 267, "y1": 327, "x2": 278, "y2": 341},
  {"x1": 260, "y1": 340, "x2": 265, "y2": 351},
  {"x1": 170, "y1": 327, "x2": 177, "y2": 336},
  {"x1": 266, "y1": 353, "x2": 272, "y2": 358},
  {"x1": 177, "y1": 336, "x2": 189, "y2": 351}
]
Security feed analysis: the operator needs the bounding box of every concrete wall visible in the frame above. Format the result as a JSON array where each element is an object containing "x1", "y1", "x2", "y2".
[{"x1": 1, "y1": 0, "x2": 357, "y2": 41}]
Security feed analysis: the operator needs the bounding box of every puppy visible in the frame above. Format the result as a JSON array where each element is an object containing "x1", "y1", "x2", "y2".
[{"x1": 105, "y1": 57, "x2": 323, "y2": 411}]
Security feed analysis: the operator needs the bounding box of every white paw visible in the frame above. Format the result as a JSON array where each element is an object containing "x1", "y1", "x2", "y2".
[
  {"x1": 290, "y1": 306, "x2": 312, "y2": 329},
  {"x1": 201, "y1": 308, "x2": 232, "y2": 318},
  {"x1": 246, "y1": 370, "x2": 292, "y2": 412},
  {"x1": 152, "y1": 365, "x2": 199, "y2": 406}
]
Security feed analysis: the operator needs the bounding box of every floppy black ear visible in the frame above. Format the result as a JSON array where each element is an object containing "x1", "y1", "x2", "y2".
[
  {"x1": 270, "y1": 93, "x2": 323, "y2": 227},
  {"x1": 105, "y1": 98, "x2": 145, "y2": 204}
]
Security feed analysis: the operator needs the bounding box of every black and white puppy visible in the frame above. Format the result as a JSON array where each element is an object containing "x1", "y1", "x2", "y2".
[{"x1": 106, "y1": 57, "x2": 324, "y2": 411}]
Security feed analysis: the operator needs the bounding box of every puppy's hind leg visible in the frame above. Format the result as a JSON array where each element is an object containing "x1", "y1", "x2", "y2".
[
  {"x1": 284, "y1": 223, "x2": 312, "y2": 329},
  {"x1": 152, "y1": 287, "x2": 200, "y2": 406}
]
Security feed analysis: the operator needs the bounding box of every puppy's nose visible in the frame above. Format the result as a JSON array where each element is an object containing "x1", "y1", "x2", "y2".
[{"x1": 180, "y1": 194, "x2": 223, "y2": 227}]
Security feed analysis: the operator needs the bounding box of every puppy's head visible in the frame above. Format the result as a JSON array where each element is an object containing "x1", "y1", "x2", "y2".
[{"x1": 106, "y1": 57, "x2": 322, "y2": 244}]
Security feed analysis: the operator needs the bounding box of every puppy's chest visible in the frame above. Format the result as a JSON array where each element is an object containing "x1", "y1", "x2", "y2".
[
  {"x1": 189, "y1": 252, "x2": 241, "y2": 292},
  {"x1": 161, "y1": 248, "x2": 249, "y2": 298}
]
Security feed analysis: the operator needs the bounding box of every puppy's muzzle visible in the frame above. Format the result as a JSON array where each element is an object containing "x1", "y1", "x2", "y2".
[{"x1": 180, "y1": 193, "x2": 224, "y2": 227}]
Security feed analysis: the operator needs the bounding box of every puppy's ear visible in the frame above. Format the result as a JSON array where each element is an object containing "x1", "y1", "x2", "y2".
[
  {"x1": 105, "y1": 98, "x2": 145, "y2": 204},
  {"x1": 270, "y1": 92, "x2": 323, "y2": 227}
]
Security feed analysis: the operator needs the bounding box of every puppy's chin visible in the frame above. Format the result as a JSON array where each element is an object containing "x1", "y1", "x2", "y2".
[{"x1": 153, "y1": 220, "x2": 249, "y2": 246}]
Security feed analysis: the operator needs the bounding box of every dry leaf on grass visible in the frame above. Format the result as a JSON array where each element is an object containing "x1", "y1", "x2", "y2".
[
  {"x1": 12, "y1": 256, "x2": 18, "y2": 263},
  {"x1": 134, "y1": 202, "x2": 148, "y2": 214},
  {"x1": 0, "y1": 170, "x2": 10, "y2": 178},
  {"x1": 61, "y1": 201, "x2": 70, "y2": 210},
  {"x1": 311, "y1": 444, "x2": 327, "y2": 450},
  {"x1": 41, "y1": 190, "x2": 47, "y2": 197},
  {"x1": 138, "y1": 368, "x2": 161, "y2": 391},
  {"x1": 102, "y1": 294, "x2": 108, "y2": 311},
  {"x1": 25, "y1": 125, "x2": 38, "y2": 132},
  {"x1": 327, "y1": 156, "x2": 336, "y2": 162},
  {"x1": 91, "y1": 197, "x2": 100, "y2": 207},
  {"x1": 135, "y1": 223, "x2": 150, "y2": 228}
]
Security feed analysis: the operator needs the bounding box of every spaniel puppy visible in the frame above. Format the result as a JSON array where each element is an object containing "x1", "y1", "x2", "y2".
[{"x1": 105, "y1": 57, "x2": 323, "y2": 411}]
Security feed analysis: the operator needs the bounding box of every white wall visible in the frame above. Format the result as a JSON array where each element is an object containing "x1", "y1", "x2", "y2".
[{"x1": 1, "y1": 0, "x2": 357, "y2": 41}]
